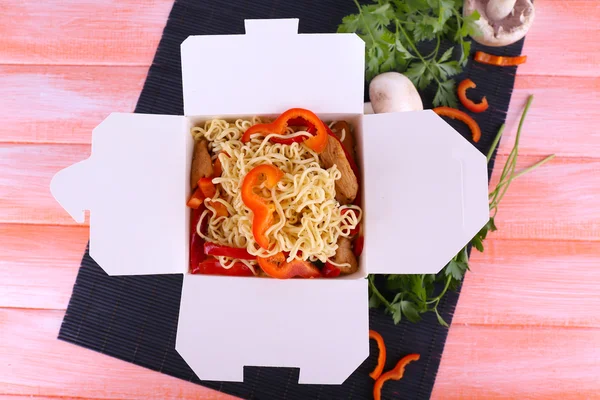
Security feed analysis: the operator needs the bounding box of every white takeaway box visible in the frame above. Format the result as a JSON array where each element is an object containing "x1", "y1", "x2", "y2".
[{"x1": 50, "y1": 19, "x2": 489, "y2": 384}]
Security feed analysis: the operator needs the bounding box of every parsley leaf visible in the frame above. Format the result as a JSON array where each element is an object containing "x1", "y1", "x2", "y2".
[{"x1": 339, "y1": 0, "x2": 479, "y2": 106}]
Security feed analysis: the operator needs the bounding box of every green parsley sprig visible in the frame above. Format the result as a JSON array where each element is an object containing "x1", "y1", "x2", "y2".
[
  {"x1": 338, "y1": 0, "x2": 480, "y2": 107},
  {"x1": 368, "y1": 95, "x2": 556, "y2": 326}
]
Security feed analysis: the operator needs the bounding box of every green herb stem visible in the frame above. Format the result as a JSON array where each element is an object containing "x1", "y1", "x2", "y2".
[
  {"x1": 396, "y1": 21, "x2": 443, "y2": 86},
  {"x1": 369, "y1": 276, "x2": 395, "y2": 313}
]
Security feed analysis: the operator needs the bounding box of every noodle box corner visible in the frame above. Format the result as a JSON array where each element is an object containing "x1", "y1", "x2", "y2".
[{"x1": 49, "y1": 19, "x2": 489, "y2": 385}]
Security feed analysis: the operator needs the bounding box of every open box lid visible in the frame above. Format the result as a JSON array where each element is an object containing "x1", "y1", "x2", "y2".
[
  {"x1": 180, "y1": 19, "x2": 365, "y2": 116},
  {"x1": 50, "y1": 113, "x2": 190, "y2": 276},
  {"x1": 362, "y1": 111, "x2": 489, "y2": 274}
]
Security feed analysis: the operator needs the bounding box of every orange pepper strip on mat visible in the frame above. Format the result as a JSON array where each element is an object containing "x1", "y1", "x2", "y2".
[
  {"x1": 368, "y1": 330, "x2": 386, "y2": 380},
  {"x1": 474, "y1": 51, "x2": 527, "y2": 66},
  {"x1": 241, "y1": 108, "x2": 329, "y2": 153},
  {"x1": 457, "y1": 79, "x2": 489, "y2": 113},
  {"x1": 433, "y1": 106, "x2": 482, "y2": 143},
  {"x1": 373, "y1": 353, "x2": 420, "y2": 400},
  {"x1": 241, "y1": 164, "x2": 284, "y2": 249}
]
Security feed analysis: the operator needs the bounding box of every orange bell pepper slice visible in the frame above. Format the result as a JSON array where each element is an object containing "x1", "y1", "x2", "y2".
[
  {"x1": 457, "y1": 79, "x2": 489, "y2": 113},
  {"x1": 241, "y1": 108, "x2": 329, "y2": 153},
  {"x1": 368, "y1": 330, "x2": 386, "y2": 380},
  {"x1": 433, "y1": 106, "x2": 482, "y2": 143},
  {"x1": 257, "y1": 252, "x2": 321, "y2": 279},
  {"x1": 208, "y1": 200, "x2": 229, "y2": 217},
  {"x1": 474, "y1": 51, "x2": 527, "y2": 66},
  {"x1": 241, "y1": 164, "x2": 284, "y2": 249},
  {"x1": 373, "y1": 353, "x2": 420, "y2": 400},
  {"x1": 187, "y1": 187, "x2": 205, "y2": 209}
]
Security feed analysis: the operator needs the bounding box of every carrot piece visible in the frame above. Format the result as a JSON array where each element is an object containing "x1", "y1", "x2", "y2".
[{"x1": 368, "y1": 330, "x2": 386, "y2": 380}]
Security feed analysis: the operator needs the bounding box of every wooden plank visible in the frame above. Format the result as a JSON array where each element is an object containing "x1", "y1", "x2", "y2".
[
  {"x1": 0, "y1": 0, "x2": 173, "y2": 66},
  {"x1": 4, "y1": 143, "x2": 597, "y2": 242},
  {"x1": 3, "y1": 223, "x2": 598, "y2": 330},
  {"x1": 1, "y1": 67, "x2": 596, "y2": 160},
  {"x1": 490, "y1": 155, "x2": 600, "y2": 241},
  {"x1": 0, "y1": 66, "x2": 147, "y2": 144},
  {"x1": 0, "y1": 224, "x2": 88, "y2": 310},
  {"x1": 454, "y1": 239, "x2": 600, "y2": 328},
  {"x1": 0, "y1": 309, "x2": 234, "y2": 400},
  {"x1": 432, "y1": 324, "x2": 600, "y2": 400},
  {"x1": 0, "y1": 143, "x2": 90, "y2": 226},
  {"x1": 519, "y1": 0, "x2": 600, "y2": 77},
  {"x1": 499, "y1": 76, "x2": 600, "y2": 158},
  {"x1": 2, "y1": 309, "x2": 598, "y2": 400}
]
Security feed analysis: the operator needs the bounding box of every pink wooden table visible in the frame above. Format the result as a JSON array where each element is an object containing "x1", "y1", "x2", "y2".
[{"x1": 1, "y1": 1, "x2": 599, "y2": 399}]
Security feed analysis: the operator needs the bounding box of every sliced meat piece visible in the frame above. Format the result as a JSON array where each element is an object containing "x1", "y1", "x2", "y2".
[
  {"x1": 332, "y1": 237, "x2": 358, "y2": 275},
  {"x1": 330, "y1": 121, "x2": 356, "y2": 162},
  {"x1": 321, "y1": 135, "x2": 358, "y2": 205},
  {"x1": 190, "y1": 138, "x2": 214, "y2": 189}
]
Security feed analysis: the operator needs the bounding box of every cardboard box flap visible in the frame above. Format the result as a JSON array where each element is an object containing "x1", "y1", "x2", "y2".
[
  {"x1": 176, "y1": 276, "x2": 369, "y2": 383},
  {"x1": 362, "y1": 111, "x2": 489, "y2": 274},
  {"x1": 50, "y1": 113, "x2": 190, "y2": 276},
  {"x1": 180, "y1": 19, "x2": 365, "y2": 116}
]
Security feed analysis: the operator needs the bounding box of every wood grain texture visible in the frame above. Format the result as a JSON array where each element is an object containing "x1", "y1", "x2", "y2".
[
  {"x1": 0, "y1": 65, "x2": 147, "y2": 144},
  {"x1": 2, "y1": 224, "x2": 598, "y2": 330},
  {"x1": 0, "y1": 144, "x2": 90, "y2": 225},
  {"x1": 490, "y1": 155, "x2": 600, "y2": 241},
  {"x1": 433, "y1": 324, "x2": 600, "y2": 400},
  {"x1": 4, "y1": 144, "x2": 598, "y2": 242},
  {"x1": 0, "y1": 309, "x2": 234, "y2": 400},
  {"x1": 454, "y1": 239, "x2": 600, "y2": 328},
  {"x1": 0, "y1": 0, "x2": 173, "y2": 66},
  {"x1": 500, "y1": 76, "x2": 600, "y2": 158},
  {"x1": 0, "y1": 224, "x2": 88, "y2": 310},
  {"x1": 519, "y1": 0, "x2": 600, "y2": 77}
]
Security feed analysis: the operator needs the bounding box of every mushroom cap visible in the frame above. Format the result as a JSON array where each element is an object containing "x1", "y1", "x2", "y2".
[
  {"x1": 369, "y1": 72, "x2": 423, "y2": 114},
  {"x1": 464, "y1": 0, "x2": 535, "y2": 47}
]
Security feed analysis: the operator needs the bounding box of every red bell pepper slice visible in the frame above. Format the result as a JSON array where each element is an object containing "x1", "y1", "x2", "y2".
[
  {"x1": 241, "y1": 164, "x2": 284, "y2": 249},
  {"x1": 341, "y1": 208, "x2": 360, "y2": 236},
  {"x1": 353, "y1": 235, "x2": 364, "y2": 258},
  {"x1": 433, "y1": 106, "x2": 482, "y2": 143},
  {"x1": 198, "y1": 177, "x2": 216, "y2": 198},
  {"x1": 241, "y1": 108, "x2": 329, "y2": 153},
  {"x1": 189, "y1": 206, "x2": 207, "y2": 271},
  {"x1": 186, "y1": 186, "x2": 205, "y2": 209},
  {"x1": 203, "y1": 242, "x2": 255, "y2": 260},
  {"x1": 457, "y1": 79, "x2": 489, "y2": 113},
  {"x1": 257, "y1": 252, "x2": 321, "y2": 279},
  {"x1": 191, "y1": 257, "x2": 254, "y2": 276},
  {"x1": 322, "y1": 262, "x2": 341, "y2": 278}
]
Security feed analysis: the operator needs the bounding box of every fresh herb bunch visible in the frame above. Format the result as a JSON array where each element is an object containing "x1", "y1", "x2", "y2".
[
  {"x1": 338, "y1": 0, "x2": 480, "y2": 107},
  {"x1": 368, "y1": 96, "x2": 555, "y2": 326}
]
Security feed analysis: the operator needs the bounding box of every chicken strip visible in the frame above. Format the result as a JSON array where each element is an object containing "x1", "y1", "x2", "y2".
[
  {"x1": 321, "y1": 135, "x2": 358, "y2": 205},
  {"x1": 332, "y1": 237, "x2": 358, "y2": 275},
  {"x1": 190, "y1": 138, "x2": 214, "y2": 189},
  {"x1": 330, "y1": 121, "x2": 356, "y2": 163}
]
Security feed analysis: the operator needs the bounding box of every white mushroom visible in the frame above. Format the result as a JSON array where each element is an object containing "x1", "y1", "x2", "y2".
[
  {"x1": 464, "y1": 0, "x2": 535, "y2": 47},
  {"x1": 368, "y1": 72, "x2": 423, "y2": 113}
]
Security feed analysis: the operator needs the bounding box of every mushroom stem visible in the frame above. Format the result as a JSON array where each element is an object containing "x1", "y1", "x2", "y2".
[{"x1": 486, "y1": 0, "x2": 517, "y2": 21}]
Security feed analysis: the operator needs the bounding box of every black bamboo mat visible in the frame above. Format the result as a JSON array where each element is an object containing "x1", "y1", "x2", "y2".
[{"x1": 58, "y1": 0, "x2": 525, "y2": 398}]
